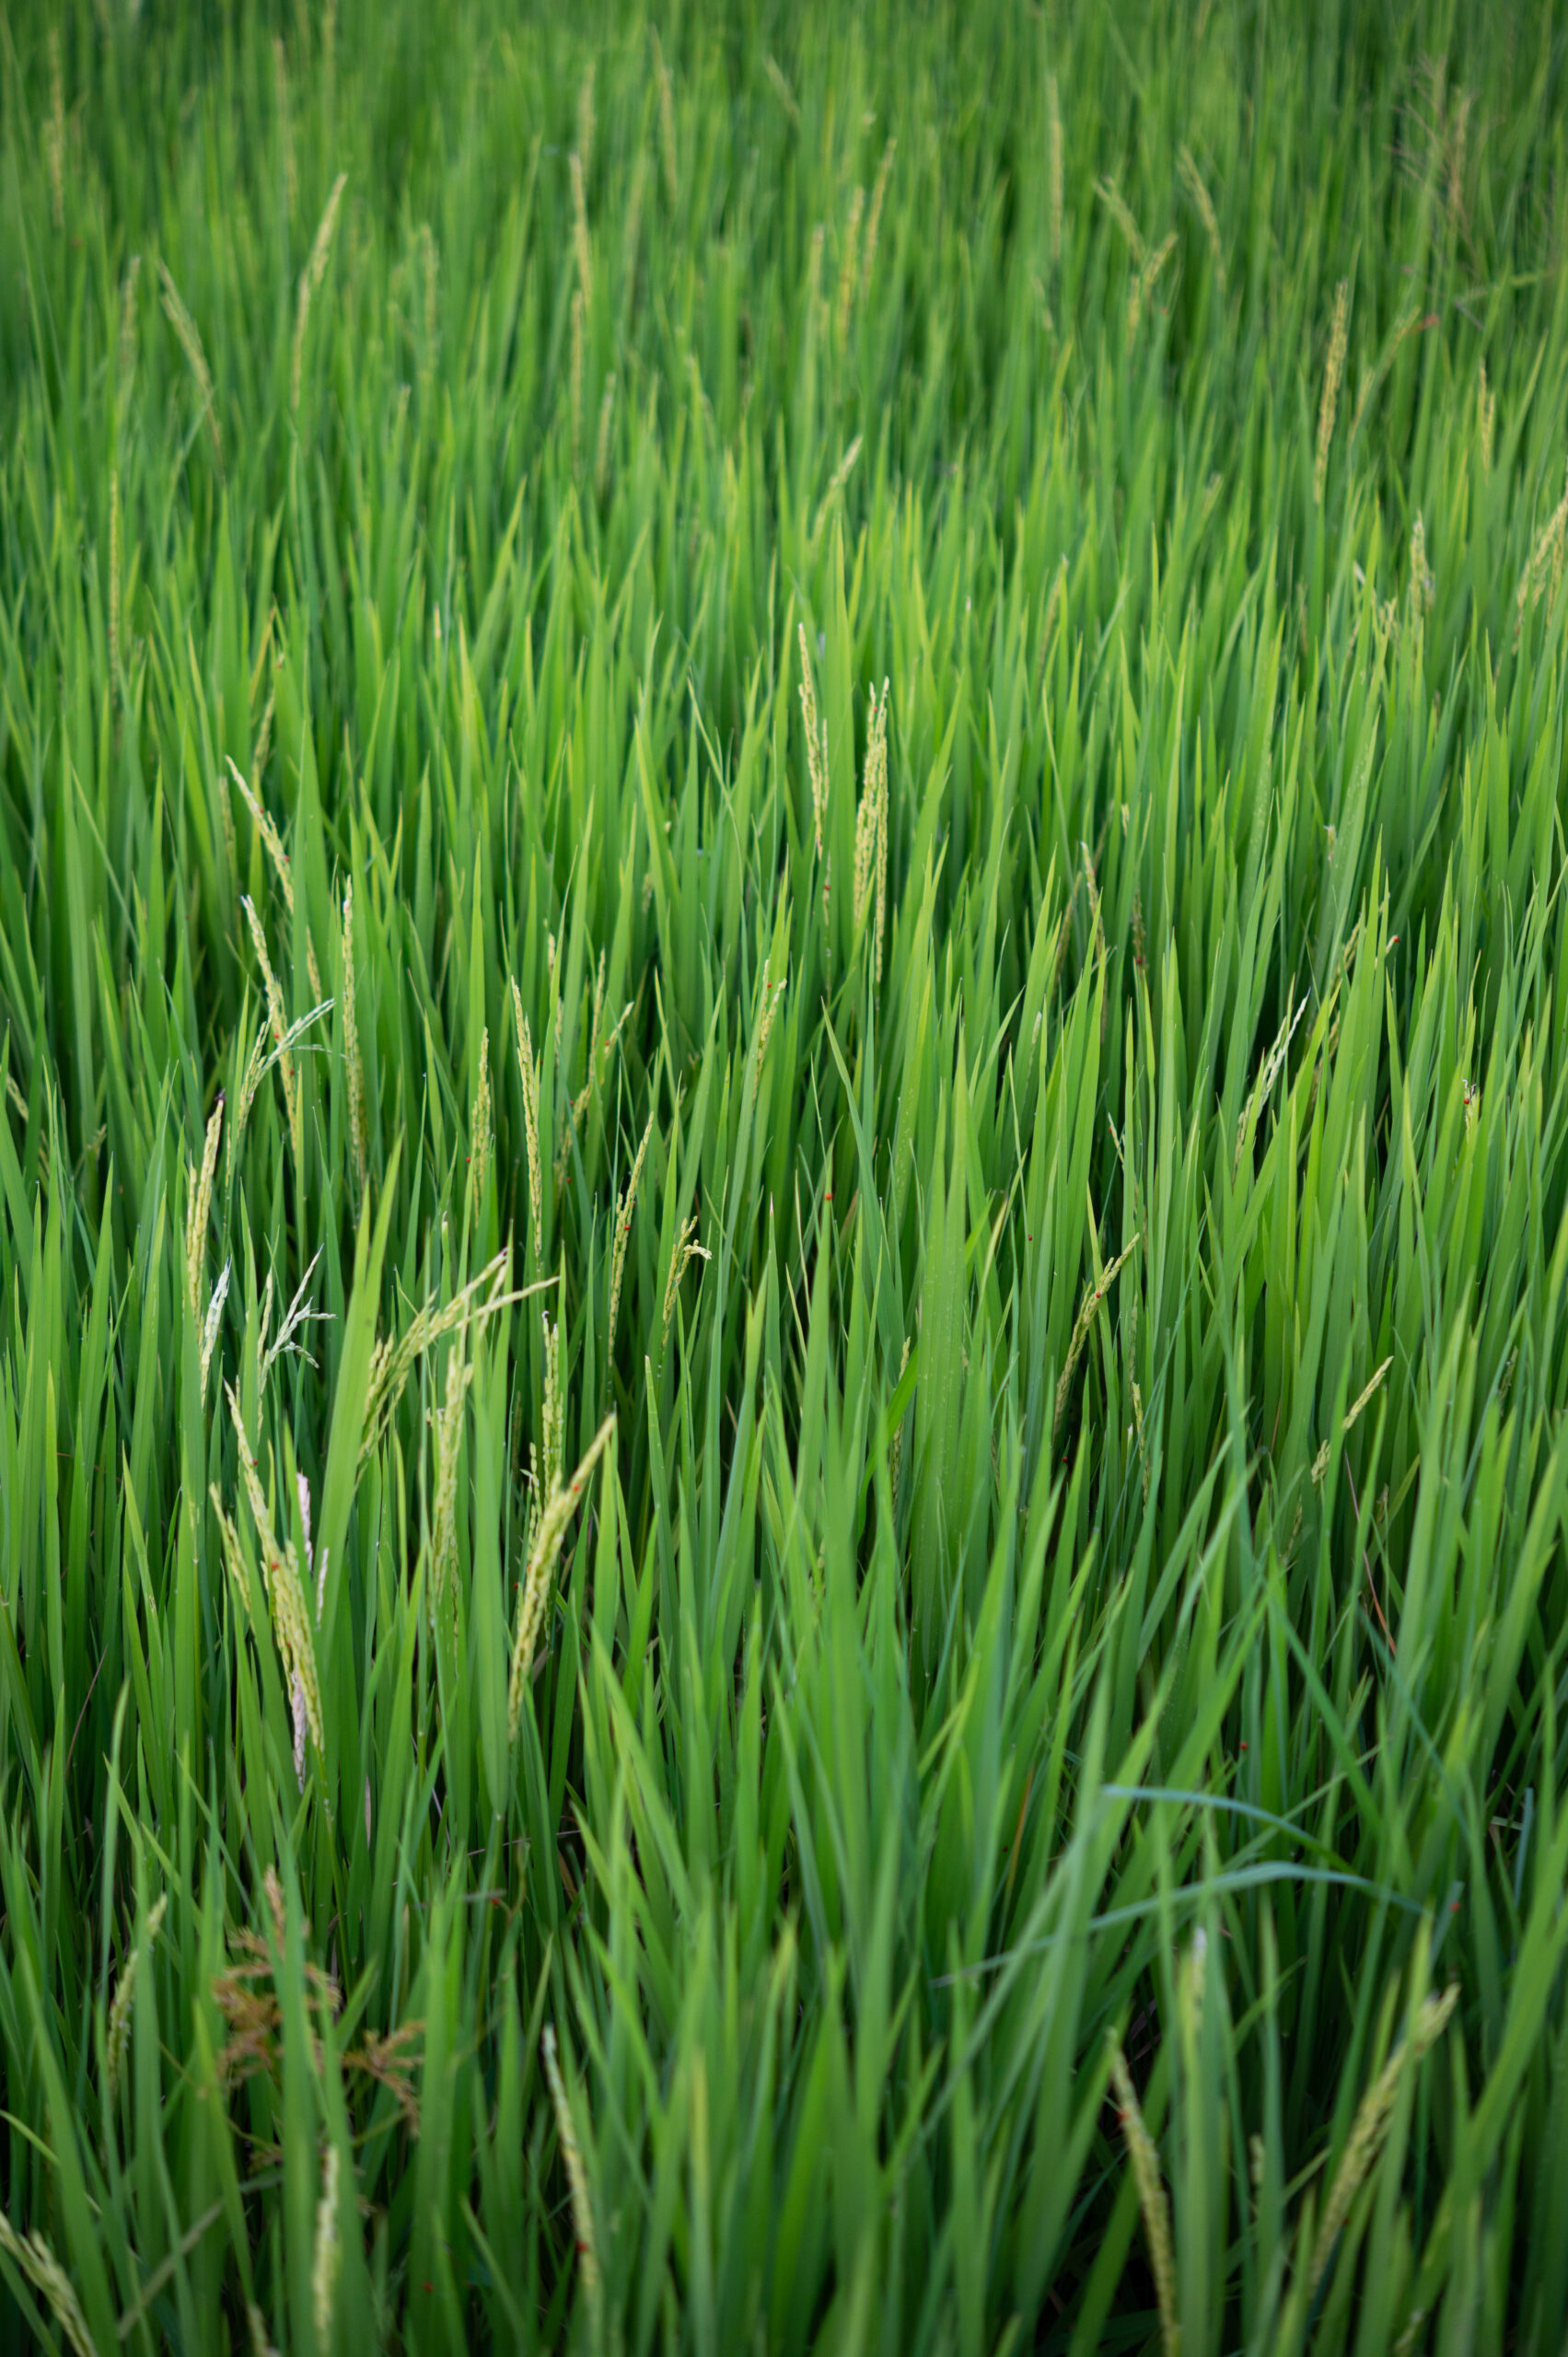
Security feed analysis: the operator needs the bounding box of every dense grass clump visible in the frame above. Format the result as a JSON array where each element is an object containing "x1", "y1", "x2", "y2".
[{"x1": 4, "y1": 0, "x2": 1568, "y2": 2347}]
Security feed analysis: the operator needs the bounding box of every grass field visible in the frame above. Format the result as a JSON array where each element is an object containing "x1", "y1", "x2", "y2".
[{"x1": 2, "y1": 0, "x2": 1568, "y2": 2349}]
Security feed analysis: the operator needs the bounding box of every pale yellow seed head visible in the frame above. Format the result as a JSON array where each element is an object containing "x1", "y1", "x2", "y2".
[
  {"x1": 201, "y1": 1261, "x2": 231, "y2": 1401},
  {"x1": 159, "y1": 261, "x2": 221, "y2": 459},
  {"x1": 186, "y1": 1093, "x2": 225, "y2": 1318},
  {"x1": 1308, "y1": 1984, "x2": 1459, "y2": 2297},
  {"x1": 542, "y1": 2025, "x2": 602, "y2": 2335},
  {"x1": 292, "y1": 171, "x2": 347, "y2": 412},
  {"x1": 1054, "y1": 1233, "x2": 1140, "y2": 1442},
  {"x1": 863, "y1": 139, "x2": 896, "y2": 298},
  {"x1": 226, "y1": 1385, "x2": 323, "y2": 1765},
  {"x1": 1178, "y1": 144, "x2": 1225, "y2": 292},
  {"x1": 106, "y1": 1893, "x2": 168, "y2": 2104},
  {"x1": 471, "y1": 1026, "x2": 493, "y2": 1207},
  {"x1": 1109, "y1": 2043, "x2": 1179, "y2": 2357},
  {"x1": 606, "y1": 1109, "x2": 654, "y2": 1368},
  {"x1": 1315, "y1": 279, "x2": 1349, "y2": 505},
  {"x1": 511, "y1": 981, "x2": 544, "y2": 1262},
  {"x1": 797, "y1": 622, "x2": 829, "y2": 863},
  {"x1": 313, "y1": 2143, "x2": 342, "y2": 2351},
  {"x1": 508, "y1": 1413, "x2": 617, "y2": 1740},
  {"x1": 661, "y1": 1213, "x2": 711, "y2": 1350},
  {"x1": 429, "y1": 1328, "x2": 474, "y2": 1629},
  {"x1": 0, "y1": 2213, "x2": 96, "y2": 2357},
  {"x1": 594, "y1": 372, "x2": 617, "y2": 505},
  {"x1": 570, "y1": 152, "x2": 593, "y2": 308}
]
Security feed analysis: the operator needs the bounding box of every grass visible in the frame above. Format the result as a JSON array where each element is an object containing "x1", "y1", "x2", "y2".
[{"x1": 1, "y1": 0, "x2": 1568, "y2": 2348}]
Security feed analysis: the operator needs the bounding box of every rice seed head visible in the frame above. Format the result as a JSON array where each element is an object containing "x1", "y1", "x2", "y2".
[
  {"x1": 185, "y1": 1092, "x2": 224, "y2": 1318},
  {"x1": 228, "y1": 758, "x2": 294, "y2": 913},
  {"x1": 1046, "y1": 75, "x2": 1063, "y2": 268},
  {"x1": 1053, "y1": 1233, "x2": 1140, "y2": 1442},
  {"x1": 159, "y1": 261, "x2": 222, "y2": 459},
  {"x1": 606, "y1": 1109, "x2": 654, "y2": 1368},
  {"x1": 259, "y1": 1247, "x2": 329, "y2": 1390},
  {"x1": 360, "y1": 1248, "x2": 521, "y2": 1467},
  {"x1": 1178, "y1": 143, "x2": 1225, "y2": 291},
  {"x1": 849, "y1": 678, "x2": 891, "y2": 981},
  {"x1": 1516, "y1": 462, "x2": 1568, "y2": 641},
  {"x1": 343, "y1": 885, "x2": 367, "y2": 1203},
  {"x1": 1343, "y1": 1354, "x2": 1393, "y2": 1437},
  {"x1": 511, "y1": 981, "x2": 544, "y2": 1262},
  {"x1": 1131, "y1": 1377, "x2": 1149, "y2": 1502},
  {"x1": 508, "y1": 1412, "x2": 617, "y2": 1742},
  {"x1": 863, "y1": 138, "x2": 896, "y2": 296},
  {"x1": 296, "y1": 1469, "x2": 312, "y2": 1579},
  {"x1": 797, "y1": 622, "x2": 830, "y2": 863},
  {"x1": 540, "y1": 1311, "x2": 563, "y2": 1490},
  {"x1": 292, "y1": 171, "x2": 348, "y2": 412},
  {"x1": 763, "y1": 54, "x2": 801, "y2": 126},
  {"x1": 525, "y1": 1315, "x2": 560, "y2": 1566},
  {"x1": 889, "y1": 1334, "x2": 912, "y2": 1512},
  {"x1": 1508, "y1": 459, "x2": 1565, "y2": 641},
  {"x1": 313, "y1": 2142, "x2": 342, "y2": 2351},
  {"x1": 429, "y1": 1328, "x2": 474, "y2": 1631},
  {"x1": 202, "y1": 1260, "x2": 232, "y2": 1400},
  {"x1": 1315, "y1": 279, "x2": 1349, "y2": 505},
  {"x1": 756, "y1": 973, "x2": 786, "y2": 1067},
  {"x1": 1349, "y1": 306, "x2": 1422, "y2": 446},
  {"x1": 661, "y1": 1213, "x2": 710, "y2": 1350},
  {"x1": 1130, "y1": 233, "x2": 1177, "y2": 336},
  {"x1": 226, "y1": 1384, "x2": 324, "y2": 1771},
  {"x1": 542, "y1": 2026, "x2": 602, "y2": 2336},
  {"x1": 1308, "y1": 1983, "x2": 1459, "y2": 2297},
  {"x1": 1410, "y1": 512, "x2": 1434, "y2": 611},
  {"x1": 570, "y1": 152, "x2": 594, "y2": 308},
  {"x1": 1096, "y1": 177, "x2": 1145, "y2": 271},
  {"x1": 0, "y1": 2213, "x2": 97, "y2": 2357},
  {"x1": 252, "y1": 676, "x2": 275, "y2": 785},
  {"x1": 1109, "y1": 2043, "x2": 1179, "y2": 2357},
  {"x1": 105, "y1": 1894, "x2": 168, "y2": 2104},
  {"x1": 211, "y1": 1484, "x2": 253, "y2": 1617},
  {"x1": 471, "y1": 1026, "x2": 493, "y2": 1207},
  {"x1": 242, "y1": 896, "x2": 302, "y2": 1167},
  {"x1": 595, "y1": 371, "x2": 617, "y2": 505}
]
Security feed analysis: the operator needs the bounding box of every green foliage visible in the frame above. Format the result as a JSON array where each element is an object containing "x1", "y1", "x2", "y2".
[{"x1": 2, "y1": 0, "x2": 1567, "y2": 2349}]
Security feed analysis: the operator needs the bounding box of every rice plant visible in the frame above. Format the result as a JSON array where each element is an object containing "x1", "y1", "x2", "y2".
[{"x1": 1, "y1": 1, "x2": 1567, "y2": 2350}]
